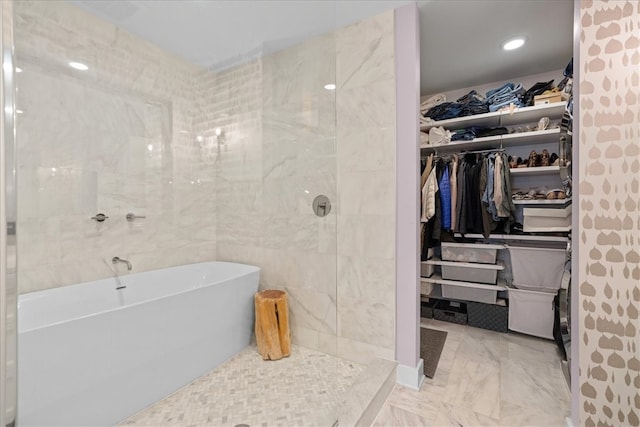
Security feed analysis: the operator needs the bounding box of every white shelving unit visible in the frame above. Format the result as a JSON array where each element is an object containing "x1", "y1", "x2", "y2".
[
  {"x1": 419, "y1": 97, "x2": 571, "y2": 309},
  {"x1": 422, "y1": 273, "x2": 507, "y2": 292},
  {"x1": 510, "y1": 165, "x2": 560, "y2": 176},
  {"x1": 512, "y1": 198, "x2": 571, "y2": 205},
  {"x1": 420, "y1": 101, "x2": 566, "y2": 132},
  {"x1": 452, "y1": 233, "x2": 569, "y2": 243},
  {"x1": 421, "y1": 128, "x2": 560, "y2": 154}
]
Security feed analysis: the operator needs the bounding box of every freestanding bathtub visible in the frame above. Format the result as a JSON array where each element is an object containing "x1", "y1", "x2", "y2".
[{"x1": 17, "y1": 261, "x2": 260, "y2": 426}]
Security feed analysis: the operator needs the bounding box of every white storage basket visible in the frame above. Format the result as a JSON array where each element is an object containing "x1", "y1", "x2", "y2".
[
  {"x1": 441, "y1": 242, "x2": 502, "y2": 264},
  {"x1": 508, "y1": 288, "x2": 555, "y2": 339},
  {"x1": 507, "y1": 246, "x2": 566, "y2": 292}
]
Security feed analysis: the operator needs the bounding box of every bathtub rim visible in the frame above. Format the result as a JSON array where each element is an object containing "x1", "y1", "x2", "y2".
[{"x1": 18, "y1": 261, "x2": 260, "y2": 333}]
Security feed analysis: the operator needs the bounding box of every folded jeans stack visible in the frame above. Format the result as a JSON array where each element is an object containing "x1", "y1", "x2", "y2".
[
  {"x1": 457, "y1": 90, "x2": 490, "y2": 117},
  {"x1": 485, "y1": 82, "x2": 525, "y2": 112},
  {"x1": 424, "y1": 102, "x2": 464, "y2": 121},
  {"x1": 451, "y1": 126, "x2": 509, "y2": 141}
]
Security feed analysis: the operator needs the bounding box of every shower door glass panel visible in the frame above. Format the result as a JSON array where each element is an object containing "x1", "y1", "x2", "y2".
[{"x1": 1, "y1": 1, "x2": 17, "y2": 425}]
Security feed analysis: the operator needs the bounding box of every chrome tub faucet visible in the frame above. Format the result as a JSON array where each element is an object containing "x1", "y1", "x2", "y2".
[{"x1": 112, "y1": 257, "x2": 132, "y2": 271}]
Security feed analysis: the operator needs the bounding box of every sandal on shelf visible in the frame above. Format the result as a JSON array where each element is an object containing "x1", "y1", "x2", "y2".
[
  {"x1": 540, "y1": 149, "x2": 550, "y2": 167},
  {"x1": 527, "y1": 150, "x2": 538, "y2": 167},
  {"x1": 546, "y1": 189, "x2": 566, "y2": 200}
]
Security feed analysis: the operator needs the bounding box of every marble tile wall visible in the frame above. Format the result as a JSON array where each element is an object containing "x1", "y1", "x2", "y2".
[
  {"x1": 335, "y1": 10, "x2": 396, "y2": 363},
  {"x1": 200, "y1": 10, "x2": 397, "y2": 361},
  {"x1": 14, "y1": 1, "x2": 212, "y2": 293},
  {"x1": 578, "y1": 1, "x2": 640, "y2": 426},
  {"x1": 201, "y1": 33, "x2": 339, "y2": 355}
]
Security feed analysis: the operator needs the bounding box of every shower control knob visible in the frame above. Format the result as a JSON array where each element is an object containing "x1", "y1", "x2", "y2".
[{"x1": 91, "y1": 213, "x2": 109, "y2": 222}]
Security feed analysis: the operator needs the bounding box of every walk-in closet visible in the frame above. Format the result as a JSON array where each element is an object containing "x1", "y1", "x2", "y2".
[{"x1": 414, "y1": 1, "x2": 575, "y2": 424}]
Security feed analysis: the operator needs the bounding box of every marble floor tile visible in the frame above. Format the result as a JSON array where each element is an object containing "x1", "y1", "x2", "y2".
[
  {"x1": 498, "y1": 401, "x2": 568, "y2": 427},
  {"x1": 373, "y1": 319, "x2": 571, "y2": 427},
  {"x1": 372, "y1": 404, "x2": 436, "y2": 427},
  {"x1": 500, "y1": 357, "x2": 570, "y2": 417}
]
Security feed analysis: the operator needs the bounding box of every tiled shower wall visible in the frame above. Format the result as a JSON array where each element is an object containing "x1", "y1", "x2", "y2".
[
  {"x1": 202, "y1": 12, "x2": 397, "y2": 362},
  {"x1": 200, "y1": 35, "x2": 340, "y2": 356},
  {"x1": 335, "y1": 12, "x2": 397, "y2": 362},
  {"x1": 14, "y1": 1, "x2": 211, "y2": 293},
  {"x1": 15, "y1": 1, "x2": 396, "y2": 363},
  {"x1": 578, "y1": 1, "x2": 640, "y2": 426}
]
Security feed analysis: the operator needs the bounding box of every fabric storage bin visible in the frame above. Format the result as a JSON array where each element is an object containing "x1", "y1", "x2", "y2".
[
  {"x1": 508, "y1": 288, "x2": 555, "y2": 339},
  {"x1": 441, "y1": 242, "x2": 502, "y2": 264},
  {"x1": 420, "y1": 280, "x2": 434, "y2": 296},
  {"x1": 441, "y1": 284, "x2": 498, "y2": 304},
  {"x1": 467, "y1": 300, "x2": 509, "y2": 332},
  {"x1": 420, "y1": 299, "x2": 438, "y2": 319},
  {"x1": 433, "y1": 300, "x2": 467, "y2": 325},
  {"x1": 420, "y1": 262, "x2": 434, "y2": 278},
  {"x1": 440, "y1": 260, "x2": 502, "y2": 285},
  {"x1": 508, "y1": 246, "x2": 566, "y2": 292},
  {"x1": 523, "y1": 205, "x2": 571, "y2": 232}
]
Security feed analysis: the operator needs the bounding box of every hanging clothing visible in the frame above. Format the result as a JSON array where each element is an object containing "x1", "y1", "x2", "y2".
[
  {"x1": 421, "y1": 166, "x2": 439, "y2": 222},
  {"x1": 499, "y1": 152, "x2": 517, "y2": 233},
  {"x1": 449, "y1": 154, "x2": 458, "y2": 231},
  {"x1": 482, "y1": 154, "x2": 500, "y2": 222},
  {"x1": 479, "y1": 158, "x2": 492, "y2": 238},
  {"x1": 439, "y1": 165, "x2": 451, "y2": 230},
  {"x1": 421, "y1": 153, "x2": 434, "y2": 189},
  {"x1": 455, "y1": 158, "x2": 467, "y2": 234},
  {"x1": 494, "y1": 154, "x2": 505, "y2": 216}
]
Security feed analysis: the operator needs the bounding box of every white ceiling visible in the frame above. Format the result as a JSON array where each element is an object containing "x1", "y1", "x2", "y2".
[{"x1": 72, "y1": 0, "x2": 574, "y2": 95}]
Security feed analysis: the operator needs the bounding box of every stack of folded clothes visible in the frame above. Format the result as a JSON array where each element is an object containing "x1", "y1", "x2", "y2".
[
  {"x1": 451, "y1": 126, "x2": 509, "y2": 141},
  {"x1": 423, "y1": 82, "x2": 530, "y2": 121},
  {"x1": 423, "y1": 101, "x2": 464, "y2": 121},
  {"x1": 485, "y1": 82, "x2": 525, "y2": 112},
  {"x1": 457, "y1": 90, "x2": 489, "y2": 116}
]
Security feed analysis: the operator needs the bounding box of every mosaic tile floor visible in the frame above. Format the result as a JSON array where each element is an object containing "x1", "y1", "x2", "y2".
[{"x1": 120, "y1": 345, "x2": 364, "y2": 427}]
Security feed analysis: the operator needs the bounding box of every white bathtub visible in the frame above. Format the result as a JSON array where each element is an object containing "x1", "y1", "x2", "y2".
[{"x1": 17, "y1": 261, "x2": 260, "y2": 426}]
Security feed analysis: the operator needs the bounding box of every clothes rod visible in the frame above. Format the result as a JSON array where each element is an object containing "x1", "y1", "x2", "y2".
[{"x1": 421, "y1": 146, "x2": 505, "y2": 159}]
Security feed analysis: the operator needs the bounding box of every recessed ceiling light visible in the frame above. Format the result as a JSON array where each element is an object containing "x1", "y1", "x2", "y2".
[
  {"x1": 324, "y1": 83, "x2": 336, "y2": 91},
  {"x1": 69, "y1": 61, "x2": 89, "y2": 71},
  {"x1": 502, "y1": 37, "x2": 526, "y2": 51}
]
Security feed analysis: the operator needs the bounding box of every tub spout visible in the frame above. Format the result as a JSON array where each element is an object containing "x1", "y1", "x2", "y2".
[{"x1": 112, "y1": 257, "x2": 132, "y2": 271}]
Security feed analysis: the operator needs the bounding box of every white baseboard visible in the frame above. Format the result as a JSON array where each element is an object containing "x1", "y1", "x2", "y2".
[{"x1": 396, "y1": 358, "x2": 425, "y2": 390}]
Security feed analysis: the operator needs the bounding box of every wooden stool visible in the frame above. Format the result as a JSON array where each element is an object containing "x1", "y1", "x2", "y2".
[{"x1": 254, "y1": 290, "x2": 291, "y2": 360}]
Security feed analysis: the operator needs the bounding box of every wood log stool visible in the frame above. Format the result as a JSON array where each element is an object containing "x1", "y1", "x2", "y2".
[{"x1": 254, "y1": 290, "x2": 291, "y2": 360}]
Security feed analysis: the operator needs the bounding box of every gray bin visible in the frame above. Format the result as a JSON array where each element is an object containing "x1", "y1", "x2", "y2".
[
  {"x1": 467, "y1": 300, "x2": 509, "y2": 332},
  {"x1": 433, "y1": 300, "x2": 467, "y2": 325},
  {"x1": 441, "y1": 284, "x2": 498, "y2": 304},
  {"x1": 441, "y1": 264, "x2": 498, "y2": 285}
]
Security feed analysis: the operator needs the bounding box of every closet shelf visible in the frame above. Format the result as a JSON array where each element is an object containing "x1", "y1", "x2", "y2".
[
  {"x1": 420, "y1": 101, "x2": 566, "y2": 132},
  {"x1": 423, "y1": 258, "x2": 505, "y2": 270},
  {"x1": 421, "y1": 274, "x2": 507, "y2": 291},
  {"x1": 453, "y1": 233, "x2": 569, "y2": 243},
  {"x1": 420, "y1": 128, "x2": 560, "y2": 154},
  {"x1": 510, "y1": 165, "x2": 560, "y2": 176},
  {"x1": 512, "y1": 198, "x2": 571, "y2": 205}
]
